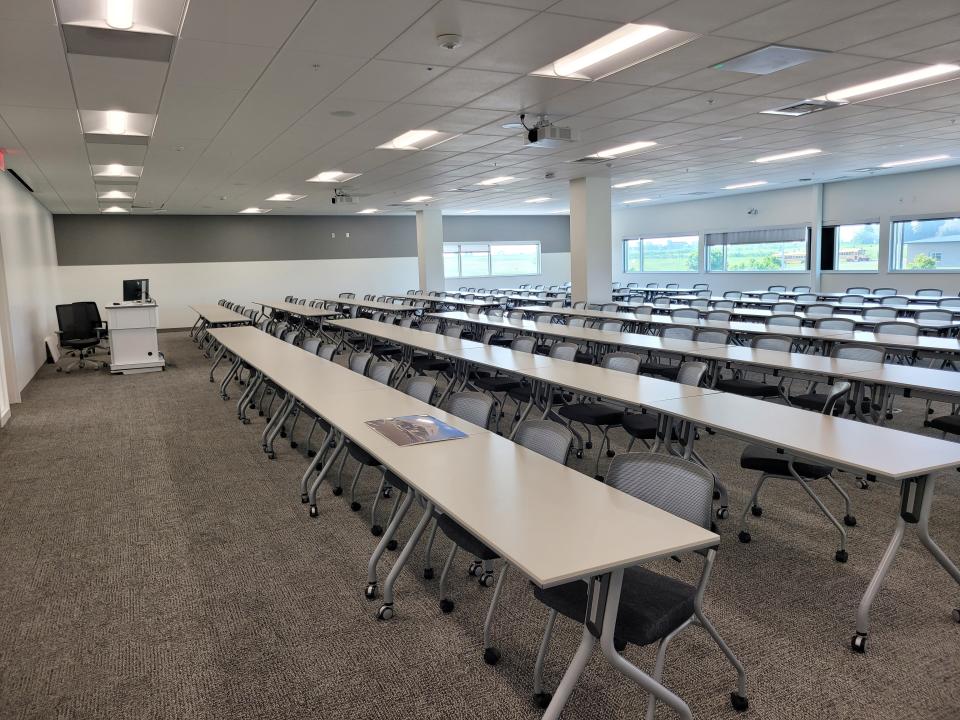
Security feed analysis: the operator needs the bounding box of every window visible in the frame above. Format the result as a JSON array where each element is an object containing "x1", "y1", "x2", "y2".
[
  {"x1": 622, "y1": 235, "x2": 699, "y2": 272},
  {"x1": 706, "y1": 226, "x2": 810, "y2": 272},
  {"x1": 443, "y1": 242, "x2": 541, "y2": 278},
  {"x1": 823, "y1": 223, "x2": 880, "y2": 271},
  {"x1": 891, "y1": 217, "x2": 960, "y2": 270}
]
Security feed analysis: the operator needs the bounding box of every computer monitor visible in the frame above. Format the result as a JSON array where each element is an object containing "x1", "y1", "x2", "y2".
[{"x1": 122, "y1": 279, "x2": 149, "y2": 302}]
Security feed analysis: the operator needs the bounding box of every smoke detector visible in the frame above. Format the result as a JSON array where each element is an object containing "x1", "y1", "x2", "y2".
[{"x1": 437, "y1": 33, "x2": 462, "y2": 50}]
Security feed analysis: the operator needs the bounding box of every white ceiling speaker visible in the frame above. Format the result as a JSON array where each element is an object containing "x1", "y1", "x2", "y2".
[{"x1": 436, "y1": 33, "x2": 462, "y2": 50}]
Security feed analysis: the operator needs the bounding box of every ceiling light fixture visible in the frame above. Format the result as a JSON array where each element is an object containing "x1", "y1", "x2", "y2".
[
  {"x1": 239, "y1": 207, "x2": 271, "y2": 214},
  {"x1": 879, "y1": 154, "x2": 950, "y2": 168},
  {"x1": 307, "y1": 170, "x2": 361, "y2": 183},
  {"x1": 590, "y1": 140, "x2": 657, "y2": 159},
  {"x1": 532, "y1": 23, "x2": 697, "y2": 81},
  {"x1": 476, "y1": 176, "x2": 517, "y2": 186},
  {"x1": 98, "y1": 190, "x2": 133, "y2": 200},
  {"x1": 623, "y1": 198, "x2": 652, "y2": 204},
  {"x1": 461, "y1": 209, "x2": 479, "y2": 214},
  {"x1": 265, "y1": 193, "x2": 306, "y2": 201},
  {"x1": 404, "y1": 195, "x2": 433, "y2": 203},
  {"x1": 612, "y1": 178, "x2": 653, "y2": 188},
  {"x1": 723, "y1": 181, "x2": 768, "y2": 190},
  {"x1": 753, "y1": 148, "x2": 822, "y2": 163},
  {"x1": 815, "y1": 64, "x2": 960, "y2": 102},
  {"x1": 524, "y1": 197, "x2": 551, "y2": 203},
  {"x1": 105, "y1": 0, "x2": 134, "y2": 30},
  {"x1": 357, "y1": 208, "x2": 379, "y2": 214},
  {"x1": 93, "y1": 163, "x2": 141, "y2": 178},
  {"x1": 377, "y1": 129, "x2": 458, "y2": 151},
  {"x1": 549, "y1": 208, "x2": 569, "y2": 214},
  {"x1": 105, "y1": 110, "x2": 127, "y2": 135},
  {"x1": 101, "y1": 205, "x2": 129, "y2": 213}
]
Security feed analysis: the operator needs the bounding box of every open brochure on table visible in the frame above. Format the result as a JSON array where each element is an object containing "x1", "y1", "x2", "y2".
[{"x1": 365, "y1": 415, "x2": 468, "y2": 447}]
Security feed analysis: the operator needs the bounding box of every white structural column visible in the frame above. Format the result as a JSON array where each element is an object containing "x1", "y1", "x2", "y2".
[
  {"x1": 416, "y1": 208, "x2": 444, "y2": 291},
  {"x1": 569, "y1": 176, "x2": 613, "y2": 305}
]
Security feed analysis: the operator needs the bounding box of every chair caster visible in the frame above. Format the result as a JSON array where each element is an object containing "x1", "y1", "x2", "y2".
[
  {"x1": 751, "y1": 505, "x2": 762, "y2": 517},
  {"x1": 952, "y1": 608, "x2": 960, "y2": 623},
  {"x1": 377, "y1": 604, "x2": 394, "y2": 621},
  {"x1": 585, "y1": 441, "x2": 593, "y2": 449},
  {"x1": 300, "y1": 493, "x2": 308, "y2": 504},
  {"x1": 479, "y1": 572, "x2": 495, "y2": 588},
  {"x1": 267, "y1": 452, "x2": 276, "y2": 460},
  {"x1": 350, "y1": 501, "x2": 361, "y2": 512},
  {"x1": 605, "y1": 449, "x2": 615, "y2": 458},
  {"x1": 713, "y1": 489, "x2": 721, "y2": 500},
  {"x1": 371, "y1": 525, "x2": 383, "y2": 537},
  {"x1": 209, "y1": 377, "x2": 214, "y2": 383},
  {"x1": 851, "y1": 633, "x2": 867, "y2": 653},
  {"x1": 332, "y1": 486, "x2": 343, "y2": 496},
  {"x1": 533, "y1": 693, "x2": 552, "y2": 709},
  {"x1": 468, "y1": 560, "x2": 483, "y2": 577},
  {"x1": 716, "y1": 506, "x2": 729, "y2": 519},
  {"x1": 738, "y1": 530, "x2": 751, "y2": 544},
  {"x1": 835, "y1": 549, "x2": 848, "y2": 563},
  {"x1": 309, "y1": 505, "x2": 318, "y2": 518},
  {"x1": 241, "y1": 418, "x2": 251, "y2": 425},
  {"x1": 279, "y1": 431, "x2": 286, "y2": 438},
  {"x1": 594, "y1": 475, "x2": 604, "y2": 481},
  {"x1": 440, "y1": 598, "x2": 455, "y2": 614},
  {"x1": 290, "y1": 441, "x2": 298, "y2": 449},
  {"x1": 731, "y1": 693, "x2": 749, "y2": 712},
  {"x1": 365, "y1": 583, "x2": 378, "y2": 600},
  {"x1": 857, "y1": 478, "x2": 869, "y2": 489},
  {"x1": 386, "y1": 539, "x2": 398, "y2": 551},
  {"x1": 483, "y1": 647, "x2": 501, "y2": 665},
  {"x1": 383, "y1": 486, "x2": 393, "y2": 498},
  {"x1": 307, "y1": 450, "x2": 316, "y2": 457},
  {"x1": 575, "y1": 449, "x2": 584, "y2": 459},
  {"x1": 844, "y1": 514, "x2": 857, "y2": 527},
  {"x1": 258, "y1": 411, "x2": 264, "y2": 416},
  {"x1": 56, "y1": 367, "x2": 63, "y2": 373}
]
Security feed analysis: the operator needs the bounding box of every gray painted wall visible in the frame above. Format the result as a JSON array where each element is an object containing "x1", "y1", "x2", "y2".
[{"x1": 54, "y1": 214, "x2": 570, "y2": 266}]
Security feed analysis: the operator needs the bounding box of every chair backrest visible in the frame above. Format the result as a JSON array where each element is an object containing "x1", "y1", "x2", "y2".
[
  {"x1": 665, "y1": 283, "x2": 679, "y2": 289},
  {"x1": 832, "y1": 343, "x2": 884, "y2": 363},
  {"x1": 767, "y1": 285, "x2": 786, "y2": 292},
  {"x1": 815, "y1": 317, "x2": 855, "y2": 331},
  {"x1": 282, "y1": 329, "x2": 299, "y2": 344},
  {"x1": 676, "y1": 360, "x2": 707, "y2": 386},
  {"x1": 712, "y1": 300, "x2": 734, "y2": 310},
  {"x1": 548, "y1": 341, "x2": 578, "y2": 361},
  {"x1": 419, "y1": 320, "x2": 440, "y2": 333},
  {"x1": 795, "y1": 293, "x2": 817, "y2": 303},
  {"x1": 652, "y1": 297, "x2": 671, "y2": 307},
  {"x1": 873, "y1": 321, "x2": 919, "y2": 336},
  {"x1": 914, "y1": 309, "x2": 954, "y2": 324},
  {"x1": 514, "y1": 420, "x2": 574, "y2": 465},
  {"x1": 55, "y1": 303, "x2": 94, "y2": 341},
  {"x1": 510, "y1": 336, "x2": 537, "y2": 353},
  {"x1": 880, "y1": 295, "x2": 908, "y2": 306},
  {"x1": 705, "y1": 310, "x2": 731, "y2": 322},
  {"x1": 752, "y1": 334, "x2": 791, "y2": 352},
  {"x1": 671, "y1": 308, "x2": 700, "y2": 319},
  {"x1": 938, "y1": 298, "x2": 960, "y2": 308},
  {"x1": 316, "y1": 344, "x2": 337, "y2": 361},
  {"x1": 766, "y1": 314, "x2": 802, "y2": 328},
  {"x1": 694, "y1": 328, "x2": 729, "y2": 344},
  {"x1": 444, "y1": 325, "x2": 463, "y2": 339},
  {"x1": 863, "y1": 307, "x2": 897, "y2": 320},
  {"x1": 633, "y1": 307, "x2": 652, "y2": 318},
  {"x1": 693, "y1": 283, "x2": 709, "y2": 290},
  {"x1": 271, "y1": 322, "x2": 289, "y2": 338},
  {"x1": 403, "y1": 375, "x2": 437, "y2": 404},
  {"x1": 77, "y1": 301, "x2": 102, "y2": 327},
  {"x1": 567, "y1": 317, "x2": 586, "y2": 328},
  {"x1": 398, "y1": 317, "x2": 414, "y2": 328},
  {"x1": 600, "y1": 303, "x2": 618, "y2": 311},
  {"x1": 915, "y1": 288, "x2": 942, "y2": 297},
  {"x1": 599, "y1": 320, "x2": 623, "y2": 332},
  {"x1": 662, "y1": 326, "x2": 694, "y2": 341},
  {"x1": 846, "y1": 287, "x2": 870, "y2": 295},
  {"x1": 792, "y1": 285, "x2": 812, "y2": 292},
  {"x1": 572, "y1": 301, "x2": 587, "y2": 309},
  {"x1": 446, "y1": 391, "x2": 495, "y2": 428},
  {"x1": 838, "y1": 295, "x2": 861, "y2": 304},
  {"x1": 369, "y1": 361, "x2": 395, "y2": 385},
  {"x1": 339, "y1": 292, "x2": 355, "y2": 299},
  {"x1": 481, "y1": 328, "x2": 499, "y2": 344},
  {"x1": 601, "y1": 351, "x2": 641, "y2": 374},
  {"x1": 690, "y1": 299, "x2": 709, "y2": 309},
  {"x1": 723, "y1": 291, "x2": 742, "y2": 299},
  {"x1": 487, "y1": 307, "x2": 504, "y2": 318},
  {"x1": 872, "y1": 288, "x2": 897, "y2": 297},
  {"x1": 760, "y1": 292, "x2": 779, "y2": 302},
  {"x1": 805, "y1": 304, "x2": 834, "y2": 317},
  {"x1": 821, "y1": 381, "x2": 852, "y2": 415},
  {"x1": 695, "y1": 289, "x2": 712, "y2": 298},
  {"x1": 646, "y1": 282, "x2": 658, "y2": 288},
  {"x1": 606, "y1": 454, "x2": 715, "y2": 530},
  {"x1": 349, "y1": 352, "x2": 373, "y2": 375}
]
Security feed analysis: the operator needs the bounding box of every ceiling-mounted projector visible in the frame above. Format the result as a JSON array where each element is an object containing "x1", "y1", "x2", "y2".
[{"x1": 525, "y1": 124, "x2": 576, "y2": 148}]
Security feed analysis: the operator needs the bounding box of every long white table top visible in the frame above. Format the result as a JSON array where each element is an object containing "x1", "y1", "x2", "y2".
[
  {"x1": 254, "y1": 300, "x2": 340, "y2": 318},
  {"x1": 317, "y1": 297, "x2": 419, "y2": 313},
  {"x1": 190, "y1": 304, "x2": 252, "y2": 325},
  {"x1": 209, "y1": 325, "x2": 718, "y2": 586}
]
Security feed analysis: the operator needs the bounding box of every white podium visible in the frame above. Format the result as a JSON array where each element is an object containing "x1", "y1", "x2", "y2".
[{"x1": 106, "y1": 301, "x2": 165, "y2": 374}]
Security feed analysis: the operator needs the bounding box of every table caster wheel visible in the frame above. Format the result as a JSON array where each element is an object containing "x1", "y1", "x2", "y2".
[
  {"x1": 483, "y1": 647, "x2": 501, "y2": 666},
  {"x1": 258, "y1": 411, "x2": 264, "y2": 417},
  {"x1": 307, "y1": 450, "x2": 316, "y2": 458},
  {"x1": 309, "y1": 505, "x2": 318, "y2": 518},
  {"x1": 844, "y1": 514, "x2": 857, "y2": 527},
  {"x1": 835, "y1": 549, "x2": 848, "y2": 563},
  {"x1": 423, "y1": 568, "x2": 435, "y2": 580},
  {"x1": 290, "y1": 441, "x2": 298, "y2": 449},
  {"x1": 56, "y1": 367, "x2": 63, "y2": 373},
  {"x1": 350, "y1": 502, "x2": 361, "y2": 512},
  {"x1": 279, "y1": 431, "x2": 286, "y2": 438},
  {"x1": 594, "y1": 475, "x2": 604, "y2": 481},
  {"x1": 731, "y1": 693, "x2": 749, "y2": 712},
  {"x1": 332, "y1": 486, "x2": 343, "y2": 496},
  {"x1": 479, "y1": 572, "x2": 495, "y2": 588},
  {"x1": 851, "y1": 633, "x2": 866, "y2": 653},
  {"x1": 209, "y1": 377, "x2": 214, "y2": 383},
  {"x1": 738, "y1": 531, "x2": 751, "y2": 544},
  {"x1": 468, "y1": 560, "x2": 483, "y2": 577},
  {"x1": 585, "y1": 441, "x2": 593, "y2": 450},
  {"x1": 242, "y1": 418, "x2": 250, "y2": 425},
  {"x1": 267, "y1": 452, "x2": 276, "y2": 460},
  {"x1": 371, "y1": 525, "x2": 383, "y2": 537},
  {"x1": 440, "y1": 598, "x2": 455, "y2": 614},
  {"x1": 300, "y1": 493, "x2": 308, "y2": 504},
  {"x1": 533, "y1": 693, "x2": 552, "y2": 709},
  {"x1": 364, "y1": 584, "x2": 378, "y2": 600},
  {"x1": 716, "y1": 506, "x2": 729, "y2": 520},
  {"x1": 575, "y1": 449, "x2": 584, "y2": 459},
  {"x1": 386, "y1": 539, "x2": 398, "y2": 551},
  {"x1": 383, "y1": 487, "x2": 392, "y2": 498},
  {"x1": 605, "y1": 450, "x2": 615, "y2": 458},
  {"x1": 377, "y1": 604, "x2": 394, "y2": 621},
  {"x1": 713, "y1": 489, "x2": 721, "y2": 500}
]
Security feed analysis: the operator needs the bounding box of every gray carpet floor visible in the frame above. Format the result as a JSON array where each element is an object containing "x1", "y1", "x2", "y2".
[{"x1": 1, "y1": 330, "x2": 958, "y2": 720}]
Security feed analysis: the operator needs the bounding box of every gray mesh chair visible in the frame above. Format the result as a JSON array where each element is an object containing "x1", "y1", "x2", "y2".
[
  {"x1": 723, "y1": 291, "x2": 742, "y2": 300},
  {"x1": 790, "y1": 343, "x2": 884, "y2": 413},
  {"x1": 795, "y1": 293, "x2": 818, "y2": 303},
  {"x1": 623, "y1": 362, "x2": 707, "y2": 451},
  {"x1": 873, "y1": 321, "x2": 918, "y2": 337},
  {"x1": 759, "y1": 292, "x2": 779, "y2": 302},
  {"x1": 880, "y1": 295, "x2": 909, "y2": 306},
  {"x1": 814, "y1": 317, "x2": 856, "y2": 332},
  {"x1": 916, "y1": 288, "x2": 942, "y2": 297},
  {"x1": 532, "y1": 453, "x2": 748, "y2": 715},
  {"x1": 369, "y1": 361, "x2": 395, "y2": 385},
  {"x1": 805, "y1": 304, "x2": 834, "y2": 318},
  {"x1": 772, "y1": 302, "x2": 795, "y2": 313},
  {"x1": 766, "y1": 314, "x2": 801, "y2": 329},
  {"x1": 846, "y1": 287, "x2": 870, "y2": 295},
  {"x1": 671, "y1": 308, "x2": 699, "y2": 320},
  {"x1": 739, "y1": 382, "x2": 856, "y2": 563},
  {"x1": 507, "y1": 342, "x2": 578, "y2": 428},
  {"x1": 768, "y1": 285, "x2": 786, "y2": 292},
  {"x1": 695, "y1": 328, "x2": 730, "y2": 345},
  {"x1": 640, "y1": 326, "x2": 693, "y2": 379},
  {"x1": 863, "y1": 307, "x2": 897, "y2": 320},
  {"x1": 713, "y1": 300, "x2": 734, "y2": 310},
  {"x1": 557, "y1": 352, "x2": 641, "y2": 479},
  {"x1": 873, "y1": 288, "x2": 897, "y2": 296},
  {"x1": 793, "y1": 285, "x2": 812, "y2": 292},
  {"x1": 705, "y1": 310, "x2": 731, "y2": 322},
  {"x1": 472, "y1": 336, "x2": 537, "y2": 429}
]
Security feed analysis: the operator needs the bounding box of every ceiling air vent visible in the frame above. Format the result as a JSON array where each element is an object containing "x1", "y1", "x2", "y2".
[
  {"x1": 761, "y1": 99, "x2": 845, "y2": 117},
  {"x1": 568, "y1": 156, "x2": 607, "y2": 164}
]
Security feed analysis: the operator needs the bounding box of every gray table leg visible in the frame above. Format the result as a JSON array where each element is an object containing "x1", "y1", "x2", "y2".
[
  {"x1": 209, "y1": 345, "x2": 226, "y2": 382},
  {"x1": 308, "y1": 436, "x2": 346, "y2": 517},
  {"x1": 377, "y1": 497, "x2": 435, "y2": 620},
  {"x1": 218, "y1": 356, "x2": 241, "y2": 399},
  {"x1": 365, "y1": 489, "x2": 416, "y2": 599}
]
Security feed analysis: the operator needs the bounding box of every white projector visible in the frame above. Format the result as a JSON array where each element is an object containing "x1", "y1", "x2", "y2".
[
  {"x1": 331, "y1": 194, "x2": 359, "y2": 205},
  {"x1": 525, "y1": 125, "x2": 576, "y2": 148}
]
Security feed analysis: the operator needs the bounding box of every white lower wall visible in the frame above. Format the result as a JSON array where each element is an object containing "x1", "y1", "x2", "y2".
[
  {"x1": 443, "y1": 251, "x2": 571, "y2": 291},
  {"x1": 0, "y1": 325, "x2": 9, "y2": 426},
  {"x1": 58, "y1": 256, "x2": 420, "y2": 329}
]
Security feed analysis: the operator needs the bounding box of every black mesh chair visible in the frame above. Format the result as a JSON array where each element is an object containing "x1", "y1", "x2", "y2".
[
  {"x1": 790, "y1": 343, "x2": 883, "y2": 416},
  {"x1": 739, "y1": 382, "x2": 856, "y2": 563},
  {"x1": 716, "y1": 336, "x2": 792, "y2": 399},
  {"x1": 623, "y1": 362, "x2": 707, "y2": 451},
  {"x1": 78, "y1": 301, "x2": 108, "y2": 351},
  {"x1": 532, "y1": 453, "x2": 748, "y2": 714},
  {"x1": 55, "y1": 303, "x2": 104, "y2": 373}
]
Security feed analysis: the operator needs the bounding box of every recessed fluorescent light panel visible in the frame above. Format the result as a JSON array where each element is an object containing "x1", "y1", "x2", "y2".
[
  {"x1": 307, "y1": 171, "x2": 361, "y2": 183},
  {"x1": 590, "y1": 140, "x2": 657, "y2": 160},
  {"x1": 814, "y1": 64, "x2": 960, "y2": 103},
  {"x1": 100, "y1": 205, "x2": 129, "y2": 213},
  {"x1": 724, "y1": 181, "x2": 768, "y2": 190},
  {"x1": 524, "y1": 197, "x2": 551, "y2": 203},
  {"x1": 98, "y1": 190, "x2": 134, "y2": 200},
  {"x1": 92, "y1": 163, "x2": 142, "y2": 178},
  {"x1": 879, "y1": 155, "x2": 950, "y2": 168},
  {"x1": 550, "y1": 208, "x2": 569, "y2": 214},
  {"x1": 239, "y1": 207, "x2": 270, "y2": 214},
  {"x1": 377, "y1": 129, "x2": 459, "y2": 150},
  {"x1": 753, "y1": 148, "x2": 822, "y2": 163},
  {"x1": 532, "y1": 23, "x2": 699, "y2": 81},
  {"x1": 623, "y1": 198, "x2": 652, "y2": 204},
  {"x1": 265, "y1": 193, "x2": 306, "y2": 201},
  {"x1": 476, "y1": 176, "x2": 517, "y2": 186},
  {"x1": 357, "y1": 208, "x2": 379, "y2": 214},
  {"x1": 461, "y1": 209, "x2": 480, "y2": 214},
  {"x1": 80, "y1": 110, "x2": 156, "y2": 139},
  {"x1": 404, "y1": 196, "x2": 433, "y2": 203},
  {"x1": 612, "y1": 178, "x2": 653, "y2": 188},
  {"x1": 106, "y1": 0, "x2": 133, "y2": 29},
  {"x1": 714, "y1": 45, "x2": 827, "y2": 75}
]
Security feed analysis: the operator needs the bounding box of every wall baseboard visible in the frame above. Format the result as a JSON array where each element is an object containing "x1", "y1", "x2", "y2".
[{"x1": 0, "y1": 407, "x2": 10, "y2": 428}]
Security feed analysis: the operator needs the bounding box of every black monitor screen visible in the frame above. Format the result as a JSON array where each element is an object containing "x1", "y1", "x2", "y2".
[{"x1": 122, "y1": 279, "x2": 148, "y2": 302}]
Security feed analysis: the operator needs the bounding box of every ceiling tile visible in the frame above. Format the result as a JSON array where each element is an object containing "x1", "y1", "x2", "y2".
[
  {"x1": 0, "y1": 21, "x2": 75, "y2": 109},
  {"x1": 180, "y1": 0, "x2": 315, "y2": 47},
  {"x1": 68, "y1": 54, "x2": 168, "y2": 114}
]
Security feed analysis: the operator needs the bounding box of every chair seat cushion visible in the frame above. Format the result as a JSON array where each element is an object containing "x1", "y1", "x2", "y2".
[
  {"x1": 488, "y1": 336, "x2": 513, "y2": 347},
  {"x1": 717, "y1": 377, "x2": 781, "y2": 397},
  {"x1": 638, "y1": 362, "x2": 680, "y2": 380},
  {"x1": 558, "y1": 403, "x2": 624, "y2": 426},
  {"x1": 62, "y1": 337, "x2": 99, "y2": 349},
  {"x1": 436, "y1": 514, "x2": 499, "y2": 560},
  {"x1": 790, "y1": 392, "x2": 826, "y2": 411},
  {"x1": 474, "y1": 375, "x2": 521, "y2": 392},
  {"x1": 573, "y1": 350, "x2": 594, "y2": 364},
  {"x1": 740, "y1": 444, "x2": 832, "y2": 478},
  {"x1": 384, "y1": 470, "x2": 408, "y2": 494},
  {"x1": 533, "y1": 566, "x2": 695, "y2": 648},
  {"x1": 621, "y1": 412, "x2": 659, "y2": 439},
  {"x1": 929, "y1": 414, "x2": 960, "y2": 435},
  {"x1": 411, "y1": 356, "x2": 451, "y2": 372}
]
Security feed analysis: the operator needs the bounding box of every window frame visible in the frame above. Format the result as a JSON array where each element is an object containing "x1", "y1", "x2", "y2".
[
  {"x1": 442, "y1": 240, "x2": 542, "y2": 279},
  {"x1": 823, "y1": 221, "x2": 881, "y2": 273},
  {"x1": 705, "y1": 226, "x2": 812, "y2": 273},
  {"x1": 889, "y1": 214, "x2": 960, "y2": 273},
  {"x1": 621, "y1": 234, "x2": 701, "y2": 274}
]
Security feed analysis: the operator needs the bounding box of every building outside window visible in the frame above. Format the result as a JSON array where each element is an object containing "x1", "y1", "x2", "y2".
[
  {"x1": 891, "y1": 217, "x2": 960, "y2": 270},
  {"x1": 706, "y1": 226, "x2": 810, "y2": 272},
  {"x1": 623, "y1": 235, "x2": 699, "y2": 272},
  {"x1": 443, "y1": 242, "x2": 540, "y2": 278}
]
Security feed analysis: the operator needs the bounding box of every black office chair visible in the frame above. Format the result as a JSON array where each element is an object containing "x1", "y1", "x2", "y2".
[
  {"x1": 622, "y1": 361, "x2": 707, "y2": 450},
  {"x1": 716, "y1": 335, "x2": 792, "y2": 399},
  {"x1": 55, "y1": 303, "x2": 104, "y2": 373},
  {"x1": 78, "y1": 301, "x2": 108, "y2": 351},
  {"x1": 531, "y1": 453, "x2": 748, "y2": 714}
]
